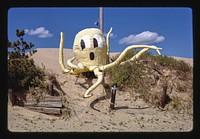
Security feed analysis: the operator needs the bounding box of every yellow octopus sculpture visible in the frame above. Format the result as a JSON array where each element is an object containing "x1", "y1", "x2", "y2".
[{"x1": 59, "y1": 28, "x2": 162, "y2": 98}]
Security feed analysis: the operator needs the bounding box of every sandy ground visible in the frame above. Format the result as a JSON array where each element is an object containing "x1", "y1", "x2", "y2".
[{"x1": 7, "y1": 48, "x2": 193, "y2": 132}]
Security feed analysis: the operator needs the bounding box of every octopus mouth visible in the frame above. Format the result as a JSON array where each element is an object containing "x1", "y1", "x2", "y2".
[{"x1": 89, "y1": 52, "x2": 95, "y2": 60}]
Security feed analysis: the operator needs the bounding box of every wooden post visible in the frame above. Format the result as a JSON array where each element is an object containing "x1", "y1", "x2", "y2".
[
  {"x1": 48, "y1": 82, "x2": 54, "y2": 96},
  {"x1": 110, "y1": 83, "x2": 117, "y2": 109},
  {"x1": 99, "y1": 7, "x2": 104, "y2": 33},
  {"x1": 160, "y1": 84, "x2": 168, "y2": 108},
  {"x1": 8, "y1": 89, "x2": 15, "y2": 106}
]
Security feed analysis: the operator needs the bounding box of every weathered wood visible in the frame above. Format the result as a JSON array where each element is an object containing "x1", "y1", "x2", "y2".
[
  {"x1": 26, "y1": 106, "x2": 61, "y2": 115},
  {"x1": 25, "y1": 95, "x2": 62, "y2": 108},
  {"x1": 48, "y1": 83, "x2": 54, "y2": 96},
  {"x1": 26, "y1": 96, "x2": 62, "y2": 102},
  {"x1": 24, "y1": 94, "x2": 63, "y2": 115},
  {"x1": 24, "y1": 101, "x2": 62, "y2": 108},
  {"x1": 8, "y1": 89, "x2": 15, "y2": 106}
]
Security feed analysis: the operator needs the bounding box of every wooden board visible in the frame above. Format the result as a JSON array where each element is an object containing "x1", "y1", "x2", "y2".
[
  {"x1": 24, "y1": 95, "x2": 62, "y2": 108},
  {"x1": 24, "y1": 95, "x2": 63, "y2": 115},
  {"x1": 26, "y1": 95, "x2": 62, "y2": 102},
  {"x1": 26, "y1": 106, "x2": 62, "y2": 115},
  {"x1": 24, "y1": 101, "x2": 62, "y2": 108}
]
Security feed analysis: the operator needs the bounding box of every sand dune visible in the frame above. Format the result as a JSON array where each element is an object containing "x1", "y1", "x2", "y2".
[
  {"x1": 31, "y1": 48, "x2": 193, "y2": 73},
  {"x1": 8, "y1": 48, "x2": 193, "y2": 132},
  {"x1": 30, "y1": 48, "x2": 73, "y2": 74}
]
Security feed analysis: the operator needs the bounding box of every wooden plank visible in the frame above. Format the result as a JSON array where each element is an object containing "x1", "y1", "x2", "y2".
[
  {"x1": 26, "y1": 106, "x2": 61, "y2": 115},
  {"x1": 25, "y1": 98, "x2": 62, "y2": 103},
  {"x1": 24, "y1": 101, "x2": 62, "y2": 108},
  {"x1": 26, "y1": 96, "x2": 62, "y2": 102}
]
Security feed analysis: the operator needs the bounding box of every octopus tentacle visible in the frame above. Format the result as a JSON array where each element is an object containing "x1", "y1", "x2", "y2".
[
  {"x1": 106, "y1": 27, "x2": 113, "y2": 55},
  {"x1": 59, "y1": 32, "x2": 71, "y2": 73},
  {"x1": 120, "y1": 47, "x2": 150, "y2": 65},
  {"x1": 67, "y1": 57, "x2": 85, "y2": 70},
  {"x1": 106, "y1": 27, "x2": 113, "y2": 64},
  {"x1": 100, "y1": 45, "x2": 162, "y2": 70},
  {"x1": 83, "y1": 68, "x2": 104, "y2": 98},
  {"x1": 59, "y1": 32, "x2": 87, "y2": 75}
]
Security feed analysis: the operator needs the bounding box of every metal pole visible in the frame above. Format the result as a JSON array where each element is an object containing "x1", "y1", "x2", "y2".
[
  {"x1": 99, "y1": 7, "x2": 104, "y2": 33},
  {"x1": 110, "y1": 83, "x2": 117, "y2": 109}
]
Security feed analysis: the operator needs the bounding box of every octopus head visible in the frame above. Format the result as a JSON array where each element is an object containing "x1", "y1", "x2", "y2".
[{"x1": 73, "y1": 28, "x2": 108, "y2": 67}]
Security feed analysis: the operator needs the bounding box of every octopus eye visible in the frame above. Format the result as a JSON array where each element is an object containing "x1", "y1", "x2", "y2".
[
  {"x1": 93, "y1": 38, "x2": 98, "y2": 48},
  {"x1": 80, "y1": 35, "x2": 91, "y2": 50},
  {"x1": 80, "y1": 39, "x2": 85, "y2": 50},
  {"x1": 93, "y1": 34, "x2": 104, "y2": 48}
]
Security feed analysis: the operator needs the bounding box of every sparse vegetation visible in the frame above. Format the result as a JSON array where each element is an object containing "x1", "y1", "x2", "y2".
[
  {"x1": 106, "y1": 51, "x2": 193, "y2": 114},
  {"x1": 170, "y1": 96, "x2": 182, "y2": 111},
  {"x1": 8, "y1": 29, "x2": 47, "y2": 94},
  {"x1": 149, "y1": 54, "x2": 191, "y2": 72},
  {"x1": 8, "y1": 58, "x2": 45, "y2": 91},
  {"x1": 106, "y1": 60, "x2": 147, "y2": 93}
]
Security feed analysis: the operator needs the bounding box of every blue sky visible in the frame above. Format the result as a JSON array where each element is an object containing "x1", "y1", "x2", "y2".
[{"x1": 8, "y1": 7, "x2": 193, "y2": 58}]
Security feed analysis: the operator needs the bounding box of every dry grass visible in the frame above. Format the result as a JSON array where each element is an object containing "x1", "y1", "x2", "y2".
[{"x1": 106, "y1": 51, "x2": 193, "y2": 114}]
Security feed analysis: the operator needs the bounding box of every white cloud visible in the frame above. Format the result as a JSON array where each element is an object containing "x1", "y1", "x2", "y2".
[
  {"x1": 25, "y1": 27, "x2": 53, "y2": 38},
  {"x1": 119, "y1": 31, "x2": 165, "y2": 45}
]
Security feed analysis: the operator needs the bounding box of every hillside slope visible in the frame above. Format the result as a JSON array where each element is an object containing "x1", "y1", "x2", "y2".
[{"x1": 8, "y1": 48, "x2": 193, "y2": 132}]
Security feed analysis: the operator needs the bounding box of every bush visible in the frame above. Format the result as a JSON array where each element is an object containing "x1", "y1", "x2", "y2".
[
  {"x1": 8, "y1": 29, "x2": 45, "y2": 93},
  {"x1": 106, "y1": 51, "x2": 147, "y2": 92},
  {"x1": 8, "y1": 58, "x2": 45, "y2": 91},
  {"x1": 150, "y1": 55, "x2": 191, "y2": 72},
  {"x1": 106, "y1": 50, "x2": 192, "y2": 113}
]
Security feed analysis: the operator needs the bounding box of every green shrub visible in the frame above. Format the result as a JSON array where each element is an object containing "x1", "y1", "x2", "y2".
[
  {"x1": 106, "y1": 50, "x2": 192, "y2": 113},
  {"x1": 107, "y1": 52, "x2": 191, "y2": 89},
  {"x1": 8, "y1": 58, "x2": 45, "y2": 91},
  {"x1": 8, "y1": 29, "x2": 45, "y2": 93},
  {"x1": 150, "y1": 55, "x2": 191, "y2": 72},
  {"x1": 106, "y1": 52, "x2": 146, "y2": 93}
]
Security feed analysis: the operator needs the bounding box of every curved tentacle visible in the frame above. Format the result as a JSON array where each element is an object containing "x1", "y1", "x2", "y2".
[
  {"x1": 120, "y1": 47, "x2": 149, "y2": 65},
  {"x1": 67, "y1": 57, "x2": 76, "y2": 68},
  {"x1": 100, "y1": 45, "x2": 162, "y2": 70},
  {"x1": 106, "y1": 27, "x2": 113, "y2": 64},
  {"x1": 67, "y1": 57, "x2": 85, "y2": 70},
  {"x1": 59, "y1": 32, "x2": 71, "y2": 73},
  {"x1": 59, "y1": 32, "x2": 85, "y2": 75},
  {"x1": 106, "y1": 27, "x2": 113, "y2": 56},
  {"x1": 83, "y1": 68, "x2": 104, "y2": 98}
]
